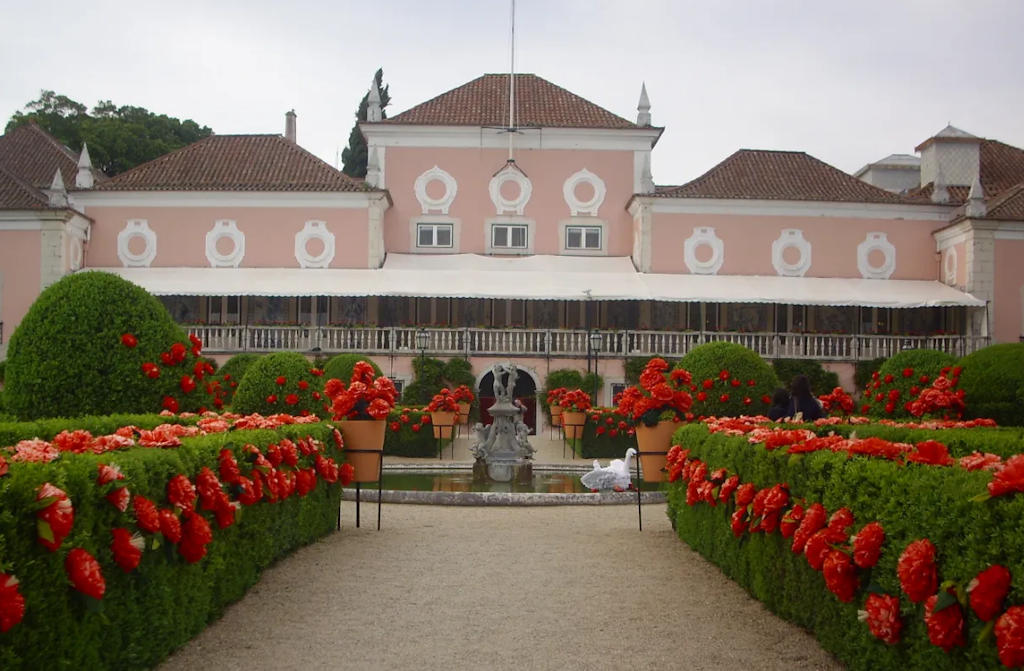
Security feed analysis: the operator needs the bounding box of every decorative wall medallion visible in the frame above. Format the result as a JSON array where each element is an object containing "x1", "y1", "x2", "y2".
[
  {"x1": 683, "y1": 227, "x2": 724, "y2": 275},
  {"x1": 413, "y1": 166, "x2": 458, "y2": 214},
  {"x1": 857, "y1": 232, "x2": 896, "y2": 279},
  {"x1": 205, "y1": 220, "x2": 245, "y2": 267},
  {"x1": 294, "y1": 220, "x2": 335, "y2": 268},
  {"x1": 943, "y1": 247, "x2": 958, "y2": 285},
  {"x1": 488, "y1": 166, "x2": 532, "y2": 215},
  {"x1": 771, "y1": 229, "x2": 812, "y2": 276},
  {"x1": 117, "y1": 219, "x2": 157, "y2": 267},
  {"x1": 562, "y1": 168, "x2": 606, "y2": 216}
]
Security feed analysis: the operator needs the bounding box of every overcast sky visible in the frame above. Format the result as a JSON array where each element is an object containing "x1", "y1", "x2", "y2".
[{"x1": 3, "y1": 0, "x2": 1023, "y2": 185}]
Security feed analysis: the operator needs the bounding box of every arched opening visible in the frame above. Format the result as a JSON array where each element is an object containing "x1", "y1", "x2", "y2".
[{"x1": 477, "y1": 368, "x2": 538, "y2": 433}]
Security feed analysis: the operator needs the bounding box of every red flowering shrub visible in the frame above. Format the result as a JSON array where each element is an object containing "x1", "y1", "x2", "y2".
[
  {"x1": 968, "y1": 564, "x2": 1011, "y2": 622},
  {"x1": 862, "y1": 349, "x2": 957, "y2": 419},
  {"x1": 924, "y1": 591, "x2": 965, "y2": 652},
  {"x1": 110, "y1": 528, "x2": 144, "y2": 572},
  {"x1": 36, "y1": 482, "x2": 73, "y2": 552},
  {"x1": 159, "y1": 509, "x2": 182, "y2": 543},
  {"x1": 65, "y1": 548, "x2": 105, "y2": 600},
  {"x1": 818, "y1": 387, "x2": 855, "y2": 416},
  {"x1": 452, "y1": 384, "x2": 475, "y2": 403},
  {"x1": 897, "y1": 538, "x2": 938, "y2": 603},
  {"x1": 908, "y1": 439, "x2": 954, "y2": 466},
  {"x1": 791, "y1": 502, "x2": 826, "y2": 554},
  {"x1": 0, "y1": 573, "x2": 26, "y2": 633},
  {"x1": 233, "y1": 352, "x2": 323, "y2": 417},
  {"x1": 822, "y1": 550, "x2": 858, "y2": 602},
  {"x1": 851, "y1": 522, "x2": 885, "y2": 569},
  {"x1": 616, "y1": 358, "x2": 692, "y2": 426},
  {"x1": 178, "y1": 511, "x2": 213, "y2": 563},
  {"x1": 859, "y1": 593, "x2": 902, "y2": 644},
  {"x1": 133, "y1": 495, "x2": 160, "y2": 533},
  {"x1": 325, "y1": 361, "x2": 397, "y2": 420},
  {"x1": 167, "y1": 474, "x2": 197, "y2": 512},
  {"x1": 426, "y1": 388, "x2": 459, "y2": 412},
  {"x1": 988, "y1": 454, "x2": 1024, "y2": 498},
  {"x1": 996, "y1": 606, "x2": 1024, "y2": 668},
  {"x1": 779, "y1": 504, "x2": 804, "y2": 539},
  {"x1": 558, "y1": 388, "x2": 593, "y2": 412},
  {"x1": 676, "y1": 342, "x2": 778, "y2": 418}
]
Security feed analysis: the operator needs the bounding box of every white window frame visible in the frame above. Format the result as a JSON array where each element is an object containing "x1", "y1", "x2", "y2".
[
  {"x1": 565, "y1": 225, "x2": 602, "y2": 250},
  {"x1": 416, "y1": 222, "x2": 454, "y2": 249},
  {"x1": 559, "y1": 218, "x2": 607, "y2": 256},
  {"x1": 485, "y1": 217, "x2": 535, "y2": 255},
  {"x1": 408, "y1": 215, "x2": 460, "y2": 254}
]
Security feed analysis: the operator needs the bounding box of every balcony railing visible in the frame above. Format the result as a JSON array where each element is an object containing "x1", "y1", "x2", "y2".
[{"x1": 184, "y1": 325, "x2": 990, "y2": 362}]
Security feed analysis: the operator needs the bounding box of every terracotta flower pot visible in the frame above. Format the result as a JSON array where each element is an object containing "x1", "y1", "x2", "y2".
[
  {"x1": 338, "y1": 419, "x2": 386, "y2": 483},
  {"x1": 430, "y1": 411, "x2": 457, "y2": 439},
  {"x1": 561, "y1": 410, "x2": 586, "y2": 440},
  {"x1": 635, "y1": 419, "x2": 679, "y2": 483},
  {"x1": 456, "y1": 401, "x2": 471, "y2": 425},
  {"x1": 549, "y1": 403, "x2": 563, "y2": 426}
]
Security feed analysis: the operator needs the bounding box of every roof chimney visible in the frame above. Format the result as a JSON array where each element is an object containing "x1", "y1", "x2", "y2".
[
  {"x1": 285, "y1": 110, "x2": 297, "y2": 143},
  {"x1": 76, "y1": 142, "x2": 94, "y2": 188},
  {"x1": 636, "y1": 82, "x2": 651, "y2": 126},
  {"x1": 367, "y1": 81, "x2": 382, "y2": 122}
]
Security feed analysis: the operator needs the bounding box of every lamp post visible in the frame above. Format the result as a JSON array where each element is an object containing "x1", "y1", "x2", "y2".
[
  {"x1": 588, "y1": 328, "x2": 602, "y2": 404},
  {"x1": 415, "y1": 328, "x2": 430, "y2": 383}
]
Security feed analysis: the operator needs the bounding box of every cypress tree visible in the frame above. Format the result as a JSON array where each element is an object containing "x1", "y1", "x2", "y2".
[{"x1": 341, "y1": 68, "x2": 390, "y2": 178}]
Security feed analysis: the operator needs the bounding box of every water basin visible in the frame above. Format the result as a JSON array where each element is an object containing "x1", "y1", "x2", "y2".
[{"x1": 373, "y1": 468, "x2": 663, "y2": 494}]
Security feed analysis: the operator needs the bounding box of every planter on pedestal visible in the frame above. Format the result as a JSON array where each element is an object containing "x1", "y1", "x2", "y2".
[
  {"x1": 456, "y1": 402, "x2": 471, "y2": 425},
  {"x1": 338, "y1": 419, "x2": 386, "y2": 483},
  {"x1": 549, "y1": 403, "x2": 563, "y2": 427},
  {"x1": 635, "y1": 419, "x2": 678, "y2": 483},
  {"x1": 430, "y1": 411, "x2": 457, "y2": 439},
  {"x1": 561, "y1": 410, "x2": 586, "y2": 440}
]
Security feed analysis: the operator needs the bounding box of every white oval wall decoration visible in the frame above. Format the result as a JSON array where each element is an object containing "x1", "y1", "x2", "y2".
[
  {"x1": 488, "y1": 166, "x2": 532, "y2": 215},
  {"x1": 205, "y1": 220, "x2": 245, "y2": 267},
  {"x1": 117, "y1": 219, "x2": 157, "y2": 267},
  {"x1": 683, "y1": 227, "x2": 725, "y2": 275},
  {"x1": 294, "y1": 220, "x2": 336, "y2": 268},
  {"x1": 562, "y1": 168, "x2": 606, "y2": 216},
  {"x1": 943, "y1": 247, "x2": 958, "y2": 285},
  {"x1": 857, "y1": 232, "x2": 896, "y2": 279},
  {"x1": 414, "y1": 166, "x2": 458, "y2": 215},
  {"x1": 771, "y1": 229, "x2": 812, "y2": 276}
]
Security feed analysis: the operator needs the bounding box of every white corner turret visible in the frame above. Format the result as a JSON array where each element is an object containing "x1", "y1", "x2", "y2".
[
  {"x1": 367, "y1": 81, "x2": 383, "y2": 122},
  {"x1": 965, "y1": 174, "x2": 987, "y2": 218},
  {"x1": 636, "y1": 82, "x2": 651, "y2": 127},
  {"x1": 48, "y1": 168, "x2": 68, "y2": 207},
  {"x1": 76, "y1": 143, "x2": 94, "y2": 188}
]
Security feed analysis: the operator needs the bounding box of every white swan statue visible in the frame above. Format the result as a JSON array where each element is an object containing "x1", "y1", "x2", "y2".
[{"x1": 580, "y1": 448, "x2": 637, "y2": 492}]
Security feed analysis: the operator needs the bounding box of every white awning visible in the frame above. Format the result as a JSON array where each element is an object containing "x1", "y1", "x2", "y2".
[{"x1": 91, "y1": 254, "x2": 984, "y2": 308}]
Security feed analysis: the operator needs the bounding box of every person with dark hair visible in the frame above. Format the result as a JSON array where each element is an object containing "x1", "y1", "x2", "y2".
[
  {"x1": 767, "y1": 387, "x2": 791, "y2": 421},
  {"x1": 788, "y1": 374, "x2": 823, "y2": 421}
]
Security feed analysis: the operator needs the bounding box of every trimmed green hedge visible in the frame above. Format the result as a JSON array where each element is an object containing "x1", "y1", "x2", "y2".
[
  {"x1": 0, "y1": 413, "x2": 199, "y2": 449},
  {"x1": 0, "y1": 422, "x2": 341, "y2": 669},
  {"x1": 231, "y1": 352, "x2": 321, "y2": 416},
  {"x1": 677, "y1": 342, "x2": 778, "y2": 417},
  {"x1": 666, "y1": 422, "x2": 1024, "y2": 670},
  {"x1": 773, "y1": 358, "x2": 840, "y2": 395},
  {"x1": 958, "y1": 343, "x2": 1024, "y2": 426},
  {"x1": 322, "y1": 353, "x2": 382, "y2": 386},
  {"x1": 863, "y1": 349, "x2": 957, "y2": 418}
]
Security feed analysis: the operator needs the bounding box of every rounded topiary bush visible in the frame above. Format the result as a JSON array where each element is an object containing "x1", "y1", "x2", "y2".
[
  {"x1": 232, "y1": 351, "x2": 322, "y2": 416},
  {"x1": 862, "y1": 348, "x2": 957, "y2": 418},
  {"x1": 216, "y1": 353, "x2": 263, "y2": 403},
  {"x1": 322, "y1": 353, "x2": 382, "y2": 385},
  {"x1": 958, "y1": 343, "x2": 1024, "y2": 425},
  {"x1": 676, "y1": 342, "x2": 779, "y2": 417},
  {"x1": 4, "y1": 271, "x2": 215, "y2": 419},
  {"x1": 772, "y1": 359, "x2": 840, "y2": 396}
]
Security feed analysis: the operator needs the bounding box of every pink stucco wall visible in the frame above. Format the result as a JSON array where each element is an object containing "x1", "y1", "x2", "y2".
[
  {"x1": 649, "y1": 212, "x2": 940, "y2": 279},
  {"x1": 82, "y1": 207, "x2": 372, "y2": 268},
  {"x1": 0, "y1": 231, "x2": 42, "y2": 342},
  {"x1": 382, "y1": 147, "x2": 634, "y2": 255},
  {"x1": 994, "y1": 240, "x2": 1024, "y2": 342}
]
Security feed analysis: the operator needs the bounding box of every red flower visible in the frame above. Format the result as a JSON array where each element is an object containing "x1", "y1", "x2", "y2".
[
  {"x1": 389, "y1": 421, "x2": 401, "y2": 432},
  {"x1": 96, "y1": 462, "x2": 125, "y2": 485},
  {"x1": 719, "y1": 393, "x2": 730, "y2": 403},
  {"x1": 988, "y1": 454, "x2": 1024, "y2": 497},
  {"x1": 159, "y1": 509, "x2": 182, "y2": 543},
  {"x1": 852, "y1": 522, "x2": 885, "y2": 569},
  {"x1": 218, "y1": 449, "x2": 241, "y2": 484},
  {"x1": 702, "y1": 379, "x2": 714, "y2": 390},
  {"x1": 65, "y1": 548, "x2": 105, "y2": 600},
  {"x1": 968, "y1": 564, "x2": 1011, "y2": 622},
  {"x1": 195, "y1": 467, "x2": 224, "y2": 512},
  {"x1": 298, "y1": 380, "x2": 309, "y2": 390},
  {"x1": 902, "y1": 367, "x2": 913, "y2": 377},
  {"x1": 884, "y1": 374, "x2": 894, "y2": 383},
  {"x1": 996, "y1": 606, "x2": 1024, "y2": 668},
  {"x1": 411, "y1": 423, "x2": 421, "y2": 432},
  {"x1": 730, "y1": 506, "x2": 748, "y2": 537},
  {"x1": 730, "y1": 379, "x2": 741, "y2": 388},
  {"x1": 110, "y1": 528, "x2": 144, "y2": 572},
  {"x1": 170, "y1": 342, "x2": 187, "y2": 363},
  {"x1": 178, "y1": 511, "x2": 213, "y2": 563},
  {"x1": 162, "y1": 396, "x2": 179, "y2": 413},
  {"x1": 167, "y1": 474, "x2": 197, "y2": 512},
  {"x1": 36, "y1": 482, "x2": 74, "y2": 552},
  {"x1": 121, "y1": 333, "x2": 138, "y2": 348},
  {"x1": 0, "y1": 573, "x2": 26, "y2": 633},
  {"x1": 909, "y1": 440, "x2": 953, "y2": 466},
  {"x1": 823, "y1": 550, "x2": 858, "y2": 602},
  {"x1": 860, "y1": 593, "x2": 902, "y2": 644},
  {"x1": 266, "y1": 394, "x2": 278, "y2": 404},
  {"x1": 718, "y1": 475, "x2": 739, "y2": 502},
  {"x1": 276, "y1": 375, "x2": 287, "y2": 386},
  {"x1": 285, "y1": 393, "x2": 299, "y2": 405},
  {"x1": 180, "y1": 375, "x2": 196, "y2": 394},
  {"x1": 780, "y1": 504, "x2": 805, "y2": 539},
  {"x1": 718, "y1": 370, "x2": 730, "y2": 381},
  {"x1": 924, "y1": 591, "x2": 965, "y2": 652},
  {"x1": 897, "y1": 539, "x2": 938, "y2": 603},
  {"x1": 791, "y1": 502, "x2": 826, "y2": 554},
  {"x1": 106, "y1": 486, "x2": 130, "y2": 512},
  {"x1": 696, "y1": 391, "x2": 707, "y2": 402},
  {"x1": 805, "y1": 528, "x2": 845, "y2": 571},
  {"x1": 132, "y1": 495, "x2": 160, "y2": 533},
  {"x1": 142, "y1": 362, "x2": 160, "y2": 378},
  {"x1": 339, "y1": 462, "x2": 355, "y2": 486},
  {"x1": 734, "y1": 482, "x2": 756, "y2": 507},
  {"x1": 762, "y1": 394, "x2": 771, "y2": 404},
  {"x1": 828, "y1": 507, "x2": 854, "y2": 531}
]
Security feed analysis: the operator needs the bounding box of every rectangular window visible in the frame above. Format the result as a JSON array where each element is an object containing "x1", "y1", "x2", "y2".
[
  {"x1": 566, "y1": 225, "x2": 601, "y2": 250},
  {"x1": 492, "y1": 224, "x2": 527, "y2": 249},
  {"x1": 416, "y1": 223, "x2": 453, "y2": 248}
]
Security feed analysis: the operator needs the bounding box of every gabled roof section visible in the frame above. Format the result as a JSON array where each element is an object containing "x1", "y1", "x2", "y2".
[
  {"x1": 980, "y1": 182, "x2": 1024, "y2": 221},
  {"x1": 0, "y1": 122, "x2": 89, "y2": 190},
  {"x1": 905, "y1": 139, "x2": 1024, "y2": 205},
  {"x1": 380, "y1": 74, "x2": 642, "y2": 130},
  {"x1": 94, "y1": 134, "x2": 375, "y2": 192},
  {"x1": 0, "y1": 164, "x2": 50, "y2": 210},
  {"x1": 652, "y1": 149, "x2": 908, "y2": 204}
]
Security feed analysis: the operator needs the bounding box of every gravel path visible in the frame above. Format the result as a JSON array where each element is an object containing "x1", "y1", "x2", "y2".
[{"x1": 159, "y1": 503, "x2": 842, "y2": 671}]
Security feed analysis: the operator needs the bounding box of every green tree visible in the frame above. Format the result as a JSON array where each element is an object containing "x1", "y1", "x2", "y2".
[
  {"x1": 6, "y1": 90, "x2": 212, "y2": 175},
  {"x1": 340, "y1": 69, "x2": 390, "y2": 178}
]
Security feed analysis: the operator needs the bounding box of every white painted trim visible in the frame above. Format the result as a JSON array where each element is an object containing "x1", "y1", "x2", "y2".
[
  {"x1": 117, "y1": 220, "x2": 157, "y2": 267},
  {"x1": 360, "y1": 124, "x2": 661, "y2": 152},
  {"x1": 294, "y1": 220, "x2": 336, "y2": 268},
  {"x1": 413, "y1": 166, "x2": 458, "y2": 215},
  {"x1": 771, "y1": 229, "x2": 812, "y2": 277},
  {"x1": 488, "y1": 166, "x2": 532, "y2": 215},
  {"x1": 562, "y1": 168, "x2": 606, "y2": 216},
  {"x1": 484, "y1": 217, "x2": 535, "y2": 255},
  {"x1": 409, "y1": 215, "x2": 461, "y2": 253},
  {"x1": 558, "y1": 218, "x2": 607, "y2": 256},
  {"x1": 994, "y1": 230, "x2": 1024, "y2": 241},
  {"x1": 684, "y1": 227, "x2": 724, "y2": 275},
  {"x1": 71, "y1": 191, "x2": 379, "y2": 209},
  {"x1": 0, "y1": 212, "x2": 72, "y2": 227},
  {"x1": 857, "y1": 232, "x2": 896, "y2": 279},
  {"x1": 934, "y1": 222, "x2": 972, "y2": 250},
  {"x1": 644, "y1": 196, "x2": 952, "y2": 222},
  {"x1": 205, "y1": 220, "x2": 245, "y2": 267},
  {"x1": 943, "y1": 247, "x2": 958, "y2": 285}
]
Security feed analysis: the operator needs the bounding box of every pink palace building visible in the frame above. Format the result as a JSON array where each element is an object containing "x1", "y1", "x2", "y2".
[{"x1": 2, "y1": 74, "x2": 1023, "y2": 429}]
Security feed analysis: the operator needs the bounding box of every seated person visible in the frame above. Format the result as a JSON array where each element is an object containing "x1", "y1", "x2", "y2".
[
  {"x1": 788, "y1": 374, "x2": 824, "y2": 421},
  {"x1": 767, "y1": 388, "x2": 791, "y2": 421}
]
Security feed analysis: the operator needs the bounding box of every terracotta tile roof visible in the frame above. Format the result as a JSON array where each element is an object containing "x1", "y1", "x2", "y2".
[
  {"x1": 379, "y1": 74, "x2": 642, "y2": 130},
  {"x1": 652, "y1": 149, "x2": 908, "y2": 204},
  {"x1": 905, "y1": 139, "x2": 1024, "y2": 205},
  {"x1": 94, "y1": 134, "x2": 375, "y2": 192},
  {"x1": 0, "y1": 165, "x2": 49, "y2": 210},
  {"x1": 980, "y1": 182, "x2": 1024, "y2": 220},
  {"x1": 0, "y1": 122, "x2": 86, "y2": 191}
]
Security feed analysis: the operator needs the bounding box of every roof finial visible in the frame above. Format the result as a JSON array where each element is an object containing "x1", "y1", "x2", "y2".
[
  {"x1": 931, "y1": 164, "x2": 949, "y2": 204},
  {"x1": 636, "y1": 82, "x2": 651, "y2": 126},
  {"x1": 48, "y1": 168, "x2": 68, "y2": 207},
  {"x1": 965, "y1": 174, "x2": 986, "y2": 218},
  {"x1": 76, "y1": 143, "x2": 94, "y2": 188},
  {"x1": 367, "y1": 80, "x2": 382, "y2": 122}
]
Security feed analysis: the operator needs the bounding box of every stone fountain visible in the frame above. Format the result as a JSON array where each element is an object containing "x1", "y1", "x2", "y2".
[{"x1": 469, "y1": 363, "x2": 535, "y2": 483}]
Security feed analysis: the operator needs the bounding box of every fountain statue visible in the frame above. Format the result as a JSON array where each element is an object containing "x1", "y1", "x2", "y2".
[{"x1": 470, "y1": 362, "x2": 535, "y2": 483}]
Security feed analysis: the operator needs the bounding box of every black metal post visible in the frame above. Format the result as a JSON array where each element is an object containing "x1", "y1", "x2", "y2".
[{"x1": 635, "y1": 452, "x2": 642, "y2": 531}]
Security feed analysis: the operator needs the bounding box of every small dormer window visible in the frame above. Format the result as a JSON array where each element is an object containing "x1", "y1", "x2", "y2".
[
  {"x1": 417, "y1": 223, "x2": 453, "y2": 248},
  {"x1": 566, "y1": 225, "x2": 601, "y2": 250},
  {"x1": 492, "y1": 223, "x2": 528, "y2": 249}
]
